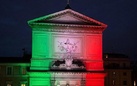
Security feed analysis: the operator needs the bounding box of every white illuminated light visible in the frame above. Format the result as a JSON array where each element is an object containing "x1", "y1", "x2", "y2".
[
  {"x1": 134, "y1": 81, "x2": 136, "y2": 86},
  {"x1": 106, "y1": 54, "x2": 108, "y2": 58},
  {"x1": 21, "y1": 84, "x2": 26, "y2": 86},
  {"x1": 7, "y1": 84, "x2": 11, "y2": 86},
  {"x1": 112, "y1": 80, "x2": 115, "y2": 85},
  {"x1": 113, "y1": 72, "x2": 116, "y2": 75}
]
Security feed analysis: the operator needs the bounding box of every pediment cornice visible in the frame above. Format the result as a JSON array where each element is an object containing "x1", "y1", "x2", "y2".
[
  {"x1": 39, "y1": 9, "x2": 104, "y2": 26},
  {"x1": 31, "y1": 23, "x2": 106, "y2": 33},
  {"x1": 28, "y1": 9, "x2": 107, "y2": 32}
]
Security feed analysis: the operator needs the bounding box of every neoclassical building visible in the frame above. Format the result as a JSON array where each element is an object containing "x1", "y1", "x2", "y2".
[
  {"x1": 27, "y1": 5, "x2": 107, "y2": 86},
  {"x1": 0, "y1": 3, "x2": 134, "y2": 86},
  {"x1": 103, "y1": 53, "x2": 132, "y2": 86}
]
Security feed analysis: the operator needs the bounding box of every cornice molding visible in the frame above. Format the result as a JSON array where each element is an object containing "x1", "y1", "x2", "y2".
[{"x1": 30, "y1": 23, "x2": 106, "y2": 33}]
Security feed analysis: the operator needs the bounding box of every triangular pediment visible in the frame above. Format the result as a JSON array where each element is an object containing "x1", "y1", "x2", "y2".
[{"x1": 28, "y1": 9, "x2": 107, "y2": 27}]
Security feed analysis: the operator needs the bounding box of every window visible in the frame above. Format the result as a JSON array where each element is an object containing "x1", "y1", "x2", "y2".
[
  {"x1": 123, "y1": 72, "x2": 127, "y2": 76},
  {"x1": 106, "y1": 54, "x2": 108, "y2": 58},
  {"x1": 134, "y1": 81, "x2": 136, "y2": 86},
  {"x1": 123, "y1": 81, "x2": 127, "y2": 85},
  {"x1": 21, "y1": 84, "x2": 26, "y2": 86},
  {"x1": 113, "y1": 72, "x2": 116, "y2": 75},
  {"x1": 21, "y1": 67, "x2": 26, "y2": 74},
  {"x1": 6, "y1": 81, "x2": 12, "y2": 86},
  {"x1": 7, "y1": 84, "x2": 12, "y2": 86},
  {"x1": 20, "y1": 81, "x2": 27, "y2": 86},
  {"x1": 112, "y1": 80, "x2": 115, "y2": 85},
  {"x1": 110, "y1": 63, "x2": 120, "y2": 68},
  {"x1": 123, "y1": 63, "x2": 126, "y2": 68},
  {"x1": 6, "y1": 66, "x2": 12, "y2": 75}
]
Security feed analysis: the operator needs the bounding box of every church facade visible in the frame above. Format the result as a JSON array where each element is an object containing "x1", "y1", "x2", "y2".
[{"x1": 28, "y1": 8, "x2": 107, "y2": 86}]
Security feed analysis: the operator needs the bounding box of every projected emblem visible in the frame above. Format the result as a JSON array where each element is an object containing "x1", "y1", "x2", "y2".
[
  {"x1": 58, "y1": 39, "x2": 78, "y2": 53},
  {"x1": 54, "y1": 36, "x2": 82, "y2": 54}
]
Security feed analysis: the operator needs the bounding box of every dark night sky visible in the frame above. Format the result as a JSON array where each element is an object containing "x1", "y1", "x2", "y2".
[{"x1": 0, "y1": 0, "x2": 137, "y2": 59}]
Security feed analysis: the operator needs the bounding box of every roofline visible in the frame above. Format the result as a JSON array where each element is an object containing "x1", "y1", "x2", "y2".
[{"x1": 28, "y1": 9, "x2": 107, "y2": 27}]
